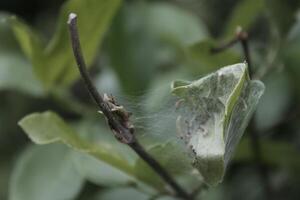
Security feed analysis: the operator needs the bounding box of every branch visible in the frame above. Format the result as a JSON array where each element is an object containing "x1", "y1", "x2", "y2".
[
  {"x1": 211, "y1": 27, "x2": 253, "y2": 76},
  {"x1": 211, "y1": 26, "x2": 273, "y2": 198},
  {"x1": 67, "y1": 13, "x2": 191, "y2": 200}
]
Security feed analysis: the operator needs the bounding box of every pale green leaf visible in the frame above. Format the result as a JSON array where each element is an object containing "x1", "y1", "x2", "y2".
[
  {"x1": 18, "y1": 111, "x2": 169, "y2": 192},
  {"x1": 71, "y1": 118, "x2": 136, "y2": 186},
  {"x1": 9, "y1": 0, "x2": 122, "y2": 89},
  {"x1": 18, "y1": 111, "x2": 134, "y2": 177},
  {"x1": 72, "y1": 152, "x2": 133, "y2": 186},
  {"x1": 9, "y1": 144, "x2": 84, "y2": 200},
  {"x1": 171, "y1": 63, "x2": 265, "y2": 185}
]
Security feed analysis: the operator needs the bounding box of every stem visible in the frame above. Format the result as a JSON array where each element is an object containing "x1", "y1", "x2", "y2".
[
  {"x1": 236, "y1": 28, "x2": 253, "y2": 78},
  {"x1": 211, "y1": 37, "x2": 239, "y2": 54},
  {"x1": 131, "y1": 142, "x2": 191, "y2": 199},
  {"x1": 67, "y1": 13, "x2": 191, "y2": 200},
  {"x1": 211, "y1": 27, "x2": 252, "y2": 76},
  {"x1": 212, "y1": 27, "x2": 273, "y2": 199}
]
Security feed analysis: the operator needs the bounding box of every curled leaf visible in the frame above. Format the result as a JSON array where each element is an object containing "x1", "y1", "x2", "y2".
[{"x1": 171, "y1": 63, "x2": 265, "y2": 185}]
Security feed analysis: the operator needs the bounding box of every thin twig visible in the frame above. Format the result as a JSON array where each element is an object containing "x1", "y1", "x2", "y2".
[
  {"x1": 211, "y1": 27, "x2": 252, "y2": 76},
  {"x1": 212, "y1": 26, "x2": 273, "y2": 199},
  {"x1": 211, "y1": 37, "x2": 239, "y2": 54},
  {"x1": 67, "y1": 13, "x2": 191, "y2": 200}
]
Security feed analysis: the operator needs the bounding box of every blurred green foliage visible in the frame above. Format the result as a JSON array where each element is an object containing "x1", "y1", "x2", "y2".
[{"x1": 0, "y1": 0, "x2": 300, "y2": 199}]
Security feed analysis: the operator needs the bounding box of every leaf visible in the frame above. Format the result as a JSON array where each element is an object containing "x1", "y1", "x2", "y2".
[
  {"x1": 9, "y1": 0, "x2": 122, "y2": 89},
  {"x1": 185, "y1": 39, "x2": 241, "y2": 75},
  {"x1": 224, "y1": 0, "x2": 265, "y2": 37},
  {"x1": 71, "y1": 118, "x2": 136, "y2": 187},
  {"x1": 234, "y1": 138, "x2": 300, "y2": 174},
  {"x1": 18, "y1": 111, "x2": 135, "y2": 177},
  {"x1": 283, "y1": 13, "x2": 300, "y2": 97},
  {"x1": 18, "y1": 111, "x2": 170, "y2": 192},
  {"x1": 0, "y1": 15, "x2": 44, "y2": 96},
  {"x1": 9, "y1": 144, "x2": 84, "y2": 200},
  {"x1": 93, "y1": 187, "x2": 150, "y2": 200},
  {"x1": 266, "y1": 0, "x2": 300, "y2": 36},
  {"x1": 72, "y1": 152, "x2": 133, "y2": 186},
  {"x1": 134, "y1": 141, "x2": 195, "y2": 191},
  {"x1": 0, "y1": 51, "x2": 44, "y2": 96},
  {"x1": 171, "y1": 63, "x2": 265, "y2": 185},
  {"x1": 255, "y1": 71, "x2": 292, "y2": 131},
  {"x1": 8, "y1": 16, "x2": 44, "y2": 62},
  {"x1": 108, "y1": 2, "x2": 207, "y2": 95},
  {"x1": 145, "y1": 2, "x2": 208, "y2": 46}
]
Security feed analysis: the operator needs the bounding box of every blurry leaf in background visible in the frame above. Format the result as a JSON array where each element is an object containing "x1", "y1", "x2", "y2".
[
  {"x1": 9, "y1": 144, "x2": 84, "y2": 200},
  {"x1": 235, "y1": 138, "x2": 300, "y2": 175},
  {"x1": 283, "y1": 12, "x2": 300, "y2": 98},
  {"x1": 185, "y1": 39, "x2": 240, "y2": 75},
  {"x1": 94, "y1": 67, "x2": 121, "y2": 97},
  {"x1": 0, "y1": 52, "x2": 44, "y2": 96},
  {"x1": 145, "y1": 3, "x2": 208, "y2": 46},
  {"x1": 134, "y1": 141, "x2": 197, "y2": 192},
  {"x1": 172, "y1": 63, "x2": 264, "y2": 185},
  {"x1": 93, "y1": 187, "x2": 150, "y2": 200},
  {"x1": 224, "y1": 0, "x2": 264, "y2": 37},
  {"x1": 108, "y1": 2, "x2": 207, "y2": 95},
  {"x1": 266, "y1": 0, "x2": 300, "y2": 37},
  {"x1": 72, "y1": 152, "x2": 133, "y2": 187},
  {"x1": 0, "y1": 14, "x2": 44, "y2": 96},
  {"x1": 224, "y1": 168, "x2": 264, "y2": 200},
  {"x1": 8, "y1": 0, "x2": 122, "y2": 90},
  {"x1": 255, "y1": 71, "x2": 292, "y2": 131}
]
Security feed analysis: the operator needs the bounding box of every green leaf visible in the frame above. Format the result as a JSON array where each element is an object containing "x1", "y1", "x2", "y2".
[
  {"x1": 9, "y1": 0, "x2": 122, "y2": 89},
  {"x1": 72, "y1": 152, "x2": 133, "y2": 186},
  {"x1": 93, "y1": 187, "x2": 150, "y2": 200},
  {"x1": 18, "y1": 111, "x2": 135, "y2": 177},
  {"x1": 18, "y1": 111, "x2": 170, "y2": 192},
  {"x1": 185, "y1": 39, "x2": 241, "y2": 75},
  {"x1": 224, "y1": 0, "x2": 264, "y2": 37},
  {"x1": 171, "y1": 63, "x2": 265, "y2": 185},
  {"x1": 266, "y1": 0, "x2": 300, "y2": 36},
  {"x1": 8, "y1": 16, "x2": 44, "y2": 62},
  {"x1": 0, "y1": 51, "x2": 44, "y2": 96},
  {"x1": 9, "y1": 144, "x2": 84, "y2": 200},
  {"x1": 0, "y1": 15, "x2": 44, "y2": 96},
  {"x1": 255, "y1": 71, "x2": 292, "y2": 131},
  {"x1": 145, "y1": 2, "x2": 207, "y2": 46},
  {"x1": 134, "y1": 141, "x2": 195, "y2": 191},
  {"x1": 283, "y1": 13, "x2": 300, "y2": 97},
  {"x1": 235, "y1": 138, "x2": 300, "y2": 174},
  {"x1": 108, "y1": 2, "x2": 207, "y2": 95},
  {"x1": 71, "y1": 118, "x2": 136, "y2": 187}
]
